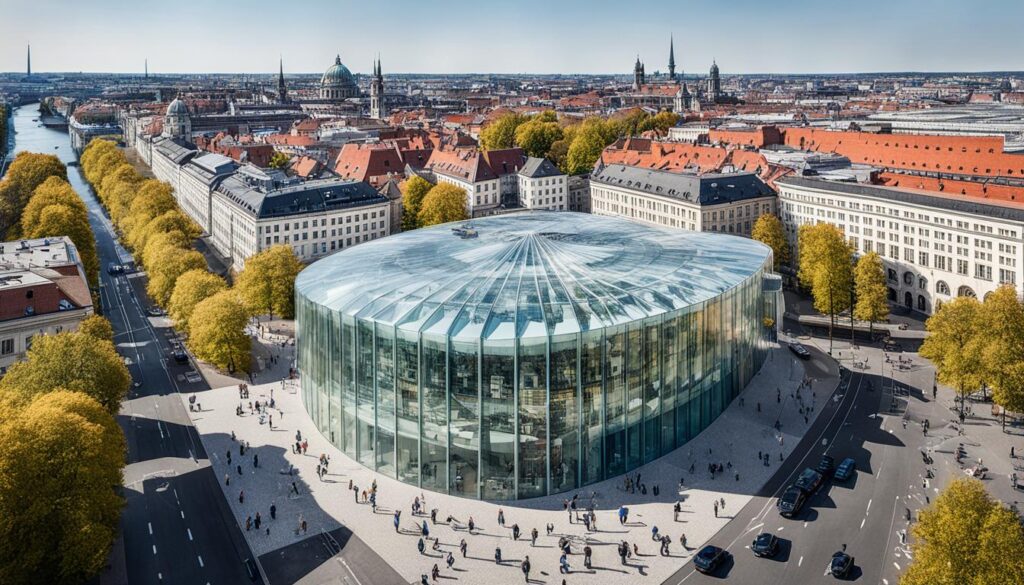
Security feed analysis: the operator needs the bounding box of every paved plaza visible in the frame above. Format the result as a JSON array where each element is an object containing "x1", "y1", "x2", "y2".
[{"x1": 183, "y1": 339, "x2": 837, "y2": 585}]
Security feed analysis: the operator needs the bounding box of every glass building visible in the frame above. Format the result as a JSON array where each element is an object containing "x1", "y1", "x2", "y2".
[{"x1": 296, "y1": 212, "x2": 778, "y2": 500}]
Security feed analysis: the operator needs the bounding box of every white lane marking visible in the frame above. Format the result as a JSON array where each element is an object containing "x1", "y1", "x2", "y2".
[
  {"x1": 158, "y1": 573, "x2": 162, "y2": 581},
  {"x1": 197, "y1": 555, "x2": 204, "y2": 568},
  {"x1": 802, "y1": 521, "x2": 808, "y2": 528},
  {"x1": 152, "y1": 545, "x2": 157, "y2": 555},
  {"x1": 339, "y1": 558, "x2": 364, "y2": 585},
  {"x1": 867, "y1": 499, "x2": 873, "y2": 515},
  {"x1": 148, "y1": 522, "x2": 153, "y2": 535},
  {"x1": 180, "y1": 511, "x2": 185, "y2": 519},
  {"x1": 157, "y1": 421, "x2": 165, "y2": 439},
  {"x1": 883, "y1": 579, "x2": 889, "y2": 585},
  {"x1": 777, "y1": 526, "x2": 784, "y2": 531},
  {"x1": 798, "y1": 555, "x2": 803, "y2": 567},
  {"x1": 860, "y1": 518, "x2": 866, "y2": 530},
  {"x1": 187, "y1": 528, "x2": 193, "y2": 541},
  {"x1": 894, "y1": 562, "x2": 901, "y2": 570}
]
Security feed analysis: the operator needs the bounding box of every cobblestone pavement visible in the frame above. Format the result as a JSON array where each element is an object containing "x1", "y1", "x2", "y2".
[{"x1": 183, "y1": 341, "x2": 839, "y2": 584}]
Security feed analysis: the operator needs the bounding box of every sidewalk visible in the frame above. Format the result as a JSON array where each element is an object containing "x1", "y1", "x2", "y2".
[{"x1": 183, "y1": 340, "x2": 838, "y2": 585}]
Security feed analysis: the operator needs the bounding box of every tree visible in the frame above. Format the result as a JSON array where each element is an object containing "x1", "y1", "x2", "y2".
[
  {"x1": 20, "y1": 176, "x2": 87, "y2": 235},
  {"x1": 797, "y1": 223, "x2": 854, "y2": 353},
  {"x1": 479, "y1": 112, "x2": 527, "y2": 151},
  {"x1": 751, "y1": 213, "x2": 789, "y2": 270},
  {"x1": 188, "y1": 290, "x2": 251, "y2": 373},
  {"x1": 168, "y1": 269, "x2": 227, "y2": 334},
  {"x1": 853, "y1": 251, "x2": 889, "y2": 336},
  {"x1": 418, "y1": 183, "x2": 469, "y2": 227},
  {"x1": 147, "y1": 248, "x2": 207, "y2": 308},
  {"x1": 235, "y1": 245, "x2": 304, "y2": 319},
  {"x1": 141, "y1": 230, "x2": 192, "y2": 271},
  {"x1": 514, "y1": 119, "x2": 563, "y2": 158},
  {"x1": 563, "y1": 124, "x2": 608, "y2": 175},
  {"x1": 77, "y1": 314, "x2": 114, "y2": 343},
  {"x1": 977, "y1": 285, "x2": 1024, "y2": 426},
  {"x1": 128, "y1": 209, "x2": 199, "y2": 258},
  {"x1": 920, "y1": 296, "x2": 984, "y2": 418},
  {"x1": 268, "y1": 151, "x2": 290, "y2": 170},
  {"x1": 902, "y1": 478, "x2": 1024, "y2": 585},
  {"x1": 24, "y1": 203, "x2": 100, "y2": 287},
  {"x1": 0, "y1": 152, "x2": 67, "y2": 237},
  {"x1": 0, "y1": 390, "x2": 125, "y2": 585},
  {"x1": 0, "y1": 331, "x2": 130, "y2": 414},
  {"x1": 400, "y1": 176, "x2": 433, "y2": 231}
]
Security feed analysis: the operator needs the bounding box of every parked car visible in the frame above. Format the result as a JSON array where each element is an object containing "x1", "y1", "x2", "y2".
[
  {"x1": 693, "y1": 545, "x2": 729, "y2": 574},
  {"x1": 789, "y1": 343, "x2": 811, "y2": 359},
  {"x1": 817, "y1": 455, "x2": 836, "y2": 477},
  {"x1": 795, "y1": 467, "x2": 824, "y2": 494},
  {"x1": 777, "y1": 486, "x2": 807, "y2": 517},
  {"x1": 146, "y1": 307, "x2": 164, "y2": 317},
  {"x1": 107, "y1": 262, "x2": 124, "y2": 275},
  {"x1": 828, "y1": 550, "x2": 855, "y2": 578},
  {"x1": 834, "y1": 458, "x2": 857, "y2": 481},
  {"x1": 172, "y1": 349, "x2": 188, "y2": 364},
  {"x1": 751, "y1": 532, "x2": 779, "y2": 558}
]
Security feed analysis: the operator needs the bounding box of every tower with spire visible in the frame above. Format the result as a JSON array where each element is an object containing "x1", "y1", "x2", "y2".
[
  {"x1": 277, "y1": 57, "x2": 288, "y2": 104},
  {"x1": 632, "y1": 56, "x2": 645, "y2": 90},
  {"x1": 145, "y1": 58, "x2": 148, "y2": 80},
  {"x1": 668, "y1": 36, "x2": 676, "y2": 81},
  {"x1": 369, "y1": 56, "x2": 384, "y2": 119},
  {"x1": 27, "y1": 44, "x2": 31, "y2": 77},
  {"x1": 708, "y1": 59, "x2": 721, "y2": 103}
]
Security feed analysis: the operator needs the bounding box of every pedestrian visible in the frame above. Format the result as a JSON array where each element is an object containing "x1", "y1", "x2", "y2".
[
  {"x1": 422, "y1": 520, "x2": 430, "y2": 539},
  {"x1": 431, "y1": 564, "x2": 439, "y2": 582},
  {"x1": 713, "y1": 500, "x2": 718, "y2": 517},
  {"x1": 460, "y1": 538, "x2": 467, "y2": 557},
  {"x1": 431, "y1": 508, "x2": 438, "y2": 524},
  {"x1": 237, "y1": 464, "x2": 242, "y2": 476},
  {"x1": 270, "y1": 503, "x2": 277, "y2": 520},
  {"x1": 394, "y1": 510, "x2": 401, "y2": 532},
  {"x1": 512, "y1": 523, "x2": 520, "y2": 540},
  {"x1": 418, "y1": 538, "x2": 426, "y2": 555},
  {"x1": 468, "y1": 516, "x2": 475, "y2": 534},
  {"x1": 651, "y1": 525, "x2": 660, "y2": 541},
  {"x1": 446, "y1": 552, "x2": 454, "y2": 569},
  {"x1": 239, "y1": 490, "x2": 245, "y2": 504},
  {"x1": 584, "y1": 544, "x2": 592, "y2": 569},
  {"x1": 301, "y1": 518, "x2": 307, "y2": 533},
  {"x1": 618, "y1": 541, "x2": 627, "y2": 564},
  {"x1": 583, "y1": 512, "x2": 591, "y2": 531},
  {"x1": 246, "y1": 516, "x2": 252, "y2": 531},
  {"x1": 1013, "y1": 446, "x2": 1016, "y2": 459},
  {"x1": 254, "y1": 453, "x2": 259, "y2": 468},
  {"x1": 618, "y1": 505, "x2": 627, "y2": 525},
  {"x1": 255, "y1": 512, "x2": 262, "y2": 530},
  {"x1": 633, "y1": 543, "x2": 639, "y2": 557},
  {"x1": 559, "y1": 552, "x2": 570, "y2": 574},
  {"x1": 494, "y1": 546, "x2": 502, "y2": 564},
  {"x1": 498, "y1": 508, "x2": 505, "y2": 526},
  {"x1": 521, "y1": 555, "x2": 531, "y2": 582},
  {"x1": 661, "y1": 535, "x2": 670, "y2": 556},
  {"x1": 225, "y1": 473, "x2": 230, "y2": 486},
  {"x1": 531, "y1": 527, "x2": 538, "y2": 546},
  {"x1": 546, "y1": 523, "x2": 553, "y2": 536},
  {"x1": 674, "y1": 501, "x2": 681, "y2": 521},
  {"x1": 227, "y1": 450, "x2": 232, "y2": 465},
  {"x1": 720, "y1": 497, "x2": 725, "y2": 510}
]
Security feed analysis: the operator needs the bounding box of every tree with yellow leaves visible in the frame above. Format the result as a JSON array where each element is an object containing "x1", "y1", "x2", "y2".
[
  {"x1": 0, "y1": 390, "x2": 125, "y2": 585},
  {"x1": 418, "y1": 183, "x2": 469, "y2": 227},
  {"x1": 480, "y1": 112, "x2": 527, "y2": 151},
  {"x1": 750, "y1": 213, "x2": 789, "y2": 270},
  {"x1": 24, "y1": 203, "x2": 100, "y2": 287},
  {"x1": 853, "y1": 251, "x2": 889, "y2": 337},
  {"x1": 797, "y1": 223, "x2": 854, "y2": 353},
  {"x1": 920, "y1": 296, "x2": 985, "y2": 418},
  {"x1": 235, "y1": 244, "x2": 304, "y2": 319},
  {"x1": 975, "y1": 285, "x2": 1024, "y2": 425},
  {"x1": 0, "y1": 151, "x2": 67, "y2": 237},
  {"x1": 400, "y1": 175, "x2": 432, "y2": 231},
  {"x1": 168, "y1": 269, "x2": 227, "y2": 334},
  {"x1": 77, "y1": 314, "x2": 114, "y2": 344},
  {"x1": 0, "y1": 331, "x2": 130, "y2": 414},
  {"x1": 902, "y1": 478, "x2": 1024, "y2": 585},
  {"x1": 147, "y1": 247, "x2": 207, "y2": 308},
  {"x1": 188, "y1": 290, "x2": 251, "y2": 373}
]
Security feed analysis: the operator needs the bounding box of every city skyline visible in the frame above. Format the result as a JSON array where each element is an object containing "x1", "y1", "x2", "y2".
[{"x1": 2, "y1": 0, "x2": 1023, "y2": 75}]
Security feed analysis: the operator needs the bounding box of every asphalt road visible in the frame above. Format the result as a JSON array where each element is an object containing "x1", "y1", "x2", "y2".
[{"x1": 663, "y1": 334, "x2": 954, "y2": 584}]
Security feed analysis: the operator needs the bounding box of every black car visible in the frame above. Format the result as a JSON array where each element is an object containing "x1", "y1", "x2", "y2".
[
  {"x1": 751, "y1": 532, "x2": 779, "y2": 557},
  {"x1": 107, "y1": 262, "x2": 124, "y2": 275},
  {"x1": 172, "y1": 349, "x2": 188, "y2": 364},
  {"x1": 693, "y1": 545, "x2": 729, "y2": 574},
  {"x1": 777, "y1": 486, "x2": 806, "y2": 517},
  {"x1": 795, "y1": 467, "x2": 824, "y2": 493},
  {"x1": 789, "y1": 343, "x2": 812, "y2": 359},
  {"x1": 834, "y1": 458, "x2": 856, "y2": 481},
  {"x1": 828, "y1": 550, "x2": 854, "y2": 578},
  {"x1": 817, "y1": 455, "x2": 836, "y2": 477}
]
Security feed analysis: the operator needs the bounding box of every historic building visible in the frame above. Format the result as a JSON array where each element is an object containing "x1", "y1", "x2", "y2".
[
  {"x1": 517, "y1": 157, "x2": 568, "y2": 211},
  {"x1": 277, "y1": 58, "x2": 289, "y2": 104},
  {"x1": 321, "y1": 55, "x2": 360, "y2": 101},
  {"x1": 370, "y1": 57, "x2": 384, "y2": 120},
  {"x1": 163, "y1": 93, "x2": 192, "y2": 139}
]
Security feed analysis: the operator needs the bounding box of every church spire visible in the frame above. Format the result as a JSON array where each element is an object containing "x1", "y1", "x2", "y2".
[
  {"x1": 277, "y1": 55, "x2": 288, "y2": 104},
  {"x1": 668, "y1": 35, "x2": 676, "y2": 81},
  {"x1": 27, "y1": 43, "x2": 31, "y2": 77}
]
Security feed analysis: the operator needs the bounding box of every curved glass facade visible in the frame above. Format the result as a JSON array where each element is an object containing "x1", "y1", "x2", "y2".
[{"x1": 297, "y1": 212, "x2": 775, "y2": 500}]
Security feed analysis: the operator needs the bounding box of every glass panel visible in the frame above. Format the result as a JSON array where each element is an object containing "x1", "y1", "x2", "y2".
[
  {"x1": 341, "y1": 318, "x2": 356, "y2": 457},
  {"x1": 421, "y1": 336, "x2": 447, "y2": 492},
  {"x1": 375, "y1": 324, "x2": 396, "y2": 476},
  {"x1": 625, "y1": 324, "x2": 643, "y2": 471},
  {"x1": 481, "y1": 338, "x2": 515, "y2": 500},
  {"x1": 661, "y1": 315, "x2": 678, "y2": 452},
  {"x1": 449, "y1": 339, "x2": 479, "y2": 497},
  {"x1": 642, "y1": 318, "x2": 661, "y2": 463},
  {"x1": 518, "y1": 337, "x2": 547, "y2": 498},
  {"x1": 396, "y1": 332, "x2": 419, "y2": 484},
  {"x1": 549, "y1": 334, "x2": 578, "y2": 494},
  {"x1": 604, "y1": 326, "x2": 626, "y2": 477},
  {"x1": 356, "y1": 321, "x2": 375, "y2": 466},
  {"x1": 581, "y1": 330, "x2": 603, "y2": 485},
  {"x1": 330, "y1": 310, "x2": 341, "y2": 449}
]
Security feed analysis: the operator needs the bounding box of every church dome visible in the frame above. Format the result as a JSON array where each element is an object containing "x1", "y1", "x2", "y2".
[
  {"x1": 322, "y1": 55, "x2": 355, "y2": 88},
  {"x1": 166, "y1": 95, "x2": 188, "y2": 116}
]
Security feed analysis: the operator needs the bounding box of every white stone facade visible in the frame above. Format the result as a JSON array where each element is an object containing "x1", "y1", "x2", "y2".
[{"x1": 517, "y1": 172, "x2": 568, "y2": 210}]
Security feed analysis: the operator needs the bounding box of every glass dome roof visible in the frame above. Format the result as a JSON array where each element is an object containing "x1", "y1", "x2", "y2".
[{"x1": 296, "y1": 211, "x2": 771, "y2": 341}]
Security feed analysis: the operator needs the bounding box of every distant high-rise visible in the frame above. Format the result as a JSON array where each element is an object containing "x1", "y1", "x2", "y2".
[
  {"x1": 668, "y1": 36, "x2": 676, "y2": 81},
  {"x1": 26, "y1": 44, "x2": 31, "y2": 77},
  {"x1": 278, "y1": 57, "x2": 288, "y2": 104},
  {"x1": 145, "y1": 58, "x2": 148, "y2": 79}
]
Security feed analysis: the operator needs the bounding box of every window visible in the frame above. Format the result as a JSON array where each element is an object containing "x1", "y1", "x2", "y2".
[
  {"x1": 936, "y1": 281, "x2": 950, "y2": 295},
  {"x1": 0, "y1": 339, "x2": 13, "y2": 355}
]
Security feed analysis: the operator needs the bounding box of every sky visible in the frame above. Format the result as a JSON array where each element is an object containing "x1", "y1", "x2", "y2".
[{"x1": 2, "y1": 0, "x2": 1023, "y2": 75}]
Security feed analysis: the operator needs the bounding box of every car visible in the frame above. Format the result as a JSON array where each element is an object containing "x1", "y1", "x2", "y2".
[
  {"x1": 777, "y1": 486, "x2": 807, "y2": 517},
  {"x1": 693, "y1": 545, "x2": 729, "y2": 574},
  {"x1": 817, "y1": 455, "x2": 836, "y2": 477},
  {"x1": 834, "y1": 458, "x2": 856, "y2": 481},
  {"x1": 828, "y1": 550, "x2": 855, "y2": 578},
  {"x1": 172, "y1": 350, "x2": 188, "y2": 364},
  {"x1": 107, "y1": 263, "x2": 124, "y2": 275},
  {"x1": 794, "y1": 467, "x2": 824, "y2": 493},
  {"x1": 751, "y1": 532, "x2": 779, "y2": 558},
  {"x1": 788, "y1": 342, "x2": 811, "y2": 359},
  {"x1": 146, "y1": 307, "x2": 164, "y2": 317}
]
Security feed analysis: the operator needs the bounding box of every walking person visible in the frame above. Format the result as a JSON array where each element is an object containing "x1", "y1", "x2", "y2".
[
  {"x1": 559, "y1": 552, "x2": 570, "y2": 574},
  {"x1": 394, "y1": 510, "x2": 401, "y2": 532},
  {"x1": 498, "y1": 508, "x2": 505, "y2": 526},
  {"x1": 521, "y1": 555, "x2": 531, "y2": 582},
  {"x1": 531, "y1": 527, "x2": 538, "y2": 546},
  {"x1": 446, "y1": 552, "x2": 455, "y2": 570},
  {"x1": 468, "y1": 516, "x2": 475, "y2": 534},
  {"x1": 270, "y1": 503, "x2": 276, "y2": 520},
  {"x1": 460, "y1": 538, "x2": 467, "y2": 558},
  {"x1": 417, "y1": 537, "x2": 425, "y2": 555},
  {"x1": 512, "y1": 523, "x2": 520, "y2": 541},
  {"x1": 674, "y1": 501, "x2": 681, "y2": 521},
  {"x1": 584, "y1": 545, "x2": 592, "y2": 569},
  {"x1": 713, "y1": 500, "x2": 718, "y2": 518}
]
